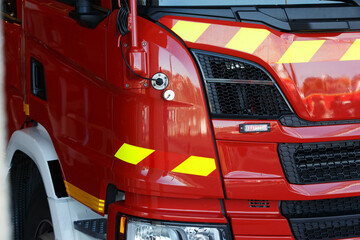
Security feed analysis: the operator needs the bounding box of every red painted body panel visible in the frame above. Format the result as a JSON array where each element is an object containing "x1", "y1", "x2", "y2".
[
  {"x1": 217, "y1": 141, "x2": 283, "y2": 179},
  {"x1": 5, "y1": 2, "x2": 360, "y2": 239},
  {"x1": 215, "y1": 121, "x2": 360, "y2": 200},
  {"x1": 3, "y1": 20, "x2": 24, "y2": 139},
  {"x1": 231, "y1": 218, "x2": 292, "y2": 236},
  {"x1": 24, "y1": 0, "x2": 113, "y2": 201},
  {"x1": 160, "y1": 16, "x2": 360, "y2": 122},
  {"x1": 225, "y1": 200, "x2": 292, "y2": 238},
  {"x1": 109, "y1": 14, "x2": 223, "y2": 199}
]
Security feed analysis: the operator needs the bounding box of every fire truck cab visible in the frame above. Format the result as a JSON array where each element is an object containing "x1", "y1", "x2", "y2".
[{"x1": 3, "y1": 0, "x2": 360, "y2": 239}]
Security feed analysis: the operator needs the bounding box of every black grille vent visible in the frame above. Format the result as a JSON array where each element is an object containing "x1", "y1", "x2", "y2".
[
  {"x1": 197, "y1": 53, "x2": 269, "y2": 80},
  {"x1": 281, "y1": 196, "x2": 360, "y2": 219},
  {"x1": 280, "y1": 115, "x2": 360, "y2": 127},
  {"x1": 281, "y1": 197, "x2": 360, "y2": 240},
  {"x1": 278, "y1": 140, "x2": 360, "y2": 184},
  {"x1": 248, "y1": 200, "x2": 270, "y2": 208},
  {"x1": 194, "y1": 51, "x2": 292, "y2": 119},
  {"x1": 290, "y1": 215, "x2": 360, "y2": 240}
]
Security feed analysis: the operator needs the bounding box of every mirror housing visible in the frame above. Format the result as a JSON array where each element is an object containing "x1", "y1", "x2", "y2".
[{"x1": 69, "y1": 0, "x2": 108, "y2": 29}]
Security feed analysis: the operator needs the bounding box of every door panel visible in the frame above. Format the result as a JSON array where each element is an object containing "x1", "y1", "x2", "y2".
[{"x1": 24, "y1": 0, "x2": 113, "y2": 207}]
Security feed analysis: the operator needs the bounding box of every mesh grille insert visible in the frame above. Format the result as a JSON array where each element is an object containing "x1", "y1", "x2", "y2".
[
  {"x1": 281, "y1": 197, "x2": 360, "y2": 240},
  {"x1": 290, "y1": 215, "x2": 360, "y2": 240},
  {"x1": 281, "y1": 196, "x2": 360, "y2": 219},
  {"x1": 194, "y1": 51, "x2": 292, "y2": 119},
  {"x1": 278, "y1": 140, "x2": 360, "y2": 184}
]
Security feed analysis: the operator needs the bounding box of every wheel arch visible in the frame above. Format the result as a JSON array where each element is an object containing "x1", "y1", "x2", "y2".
[{"x1": 6, "y1": 123, "x2": 62, "y2": 200}]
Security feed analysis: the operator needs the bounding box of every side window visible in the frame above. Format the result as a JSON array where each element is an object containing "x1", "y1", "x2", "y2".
[
  {"x1": 137, "y1": 0, "x2": 147, "y2": 6},
  {"x1": 1, "y1": 0, "x2": 16, "y2": 18}
]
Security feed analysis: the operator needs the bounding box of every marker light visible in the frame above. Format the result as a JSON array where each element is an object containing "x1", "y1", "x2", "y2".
[{"x1": 239, "y1": 123, "x2": 271, "y2": 133}]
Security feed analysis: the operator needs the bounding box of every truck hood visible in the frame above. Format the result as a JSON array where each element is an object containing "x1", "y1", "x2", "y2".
[{"x1": 160, "y1": 16, "x2": 360, "y2": 122}]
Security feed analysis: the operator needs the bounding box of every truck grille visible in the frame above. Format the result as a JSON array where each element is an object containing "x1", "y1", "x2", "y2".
[
  {"x1": 278, "y1": 140, "x2": 360, "y2": 184},
  {"x1": 281, "y1": 196, "x2": 360, "y2": 218},
  {"x1": 193, "y1": 51, "x2": 292, "y2": 119},
  {"x1": 281, "y1": 197, "x2": 360, "y2": 240}
]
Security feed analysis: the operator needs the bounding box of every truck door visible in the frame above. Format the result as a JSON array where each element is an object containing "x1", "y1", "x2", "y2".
[{"x1": 24, "y1": 0, "x2": 114, "y2": 211}]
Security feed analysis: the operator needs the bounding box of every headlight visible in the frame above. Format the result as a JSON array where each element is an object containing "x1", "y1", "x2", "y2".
[{"x1": 118, "y1": 215, "x2": 230, "y2": 240}]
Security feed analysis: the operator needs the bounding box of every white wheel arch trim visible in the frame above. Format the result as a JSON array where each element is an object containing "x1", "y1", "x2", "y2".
[
  {"x1": 6, "y1": 124, "x2": 103, "y2": 240},
  {"x1": 6, "y1": 123, "x2": 58, "y2": 199}
]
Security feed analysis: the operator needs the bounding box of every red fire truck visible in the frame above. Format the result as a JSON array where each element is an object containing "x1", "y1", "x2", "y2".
[{"x1": 3, "y1": 0, "x2": 360, "y2": 239}]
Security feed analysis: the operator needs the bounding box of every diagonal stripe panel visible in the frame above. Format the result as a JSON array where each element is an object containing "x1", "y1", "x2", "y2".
[
  {"x1": 171, "y1": 21, "x2": 210, "y2": 43},
  {"x1": 225, "y1": 27, "x2": 270, "y2": 54},
  {"x1": 340, "y1": 39, "x2": 360, "y2": 61},
  {"x1": 115, "y1": 143, "x2": 154, "y2": 165},
  {"x1": 172, "y1": 156, "x2": 216, "y2": 176},
  {"x1": 278, "y1": 40, "x2": 325, "y2": 63}
]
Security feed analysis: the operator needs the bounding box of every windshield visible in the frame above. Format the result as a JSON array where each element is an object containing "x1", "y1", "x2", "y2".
[{"x1": 149, "y1": 0, "x2": 344, "y2": 6}]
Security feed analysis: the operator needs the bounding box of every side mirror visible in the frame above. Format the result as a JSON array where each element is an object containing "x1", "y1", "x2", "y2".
[
  {"x1": 69, "y1": 0, "x2": 108, "y2": 29},
  {"x1": 75, "y1": 0, "x2": 93, "y2": 14}
]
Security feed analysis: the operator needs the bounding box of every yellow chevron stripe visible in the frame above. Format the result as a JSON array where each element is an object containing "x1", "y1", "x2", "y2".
[
  {"x1": 171, "y1": 21, "x2": 210, "y2": 43},
  {"x1": 225, "y1": 27, "x2": 270, "y2": 54},
  {"x1": 172, "y1": 156, "x2": 216, "y2": 176},
  {"x1": 340, "y1": 39, "x2": 360, "y2": 61},
  {"x1": 278, "y1": 40, "x2": 325, "y2": 63},
  {"x1": 64, "y1": 181, "x2": 105, "y2": 213},
  {"x1": 115, "y1": 143, "x2": 154, "y2": 165}
]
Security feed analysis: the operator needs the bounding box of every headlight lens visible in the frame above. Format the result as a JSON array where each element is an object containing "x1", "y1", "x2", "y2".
[{"x1": 125, "y1": 217, "x2": 229, "y2": 240}]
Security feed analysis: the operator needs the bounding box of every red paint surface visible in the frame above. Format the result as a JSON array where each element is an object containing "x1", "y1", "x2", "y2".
[
  {"x1": 160, "y1": 16, "x2": 360, "y2": 122},
  {"x1": 5, "y1": 2, "x2": 360, "y2": 239},
  {"x1": 20, "y1": 0, "x2": 223, "y2": 202},
  {"x1": 217, "y1": 141, "x2": 284, "y2": 179},
  {"x1": 109, "y1": 13, "x2": 223, "y2": 199},
  {"x1": 231, "y1": 218, "x2": 292, "y2": 236},
  {"x1": 3, "y1": 20, "x2": 24, "y2": 139}
]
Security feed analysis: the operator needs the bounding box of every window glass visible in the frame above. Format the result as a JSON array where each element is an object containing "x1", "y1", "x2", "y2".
[
  {"x1": 1, "y1": 0, "x2": 17, "y2": 17},
  {"x1": 137, "y1": 0, "x2": 147, "y2": 6}
]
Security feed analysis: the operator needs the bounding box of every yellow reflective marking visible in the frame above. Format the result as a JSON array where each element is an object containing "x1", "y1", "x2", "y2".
[
  {"x1": 64, "y1": 181, "x2": 105, "y2": 213},
  {"x1": 171, "y1": 21, "x2": 210, "y2": 43},
  {"x1": 115, "y1": 143, "x2": 154, "y2": 165},
  {"x1": 172, "y1": 156, "x2": 216, "y2": 176},
  {"x1": 23, "y1": 102, "x2": 29, "y2": 116},
  {"x1": 225, "y1": 27, "x2": 270, "y2": 54},
  {"x1": 340, "y1": 39, "x2": 360, "y2": 61},
  {"x1": 278, "y1": 40, "x2": 325, "y2": 63}
]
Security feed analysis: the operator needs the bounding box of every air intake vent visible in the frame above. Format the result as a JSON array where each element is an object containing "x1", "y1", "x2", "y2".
[
  {"x1": 278, "y1": 140, "x2": 360, "y2": 184},
  {"x1": 281, "y1": 196, "x2": 360, "y2": 219},
  {"x1": 248, "y1": 200, "x2": 270, "y2": 208},
  {"x1": 281, "y1": 197, "x2": 360, "y2": 240},
  {"x1": 193, "y1": 51, "x2": 292, "y2": 119}
]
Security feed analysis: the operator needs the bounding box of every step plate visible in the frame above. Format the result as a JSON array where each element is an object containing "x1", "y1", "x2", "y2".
[{"x1": 74, "y1": 218, "x2": 107, "y2": 240}]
